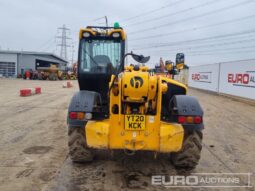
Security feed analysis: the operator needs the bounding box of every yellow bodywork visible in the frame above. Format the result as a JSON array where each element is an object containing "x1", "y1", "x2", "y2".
[
  {"x1": 86, "y1": 119, "x2": 183, "y2": 152},
  {"x1": 85, "y1": 66, "x2": 187, "y2": 153},
  {"x1": 79, "y1": 28, "x2": 126, "y2": 40}
]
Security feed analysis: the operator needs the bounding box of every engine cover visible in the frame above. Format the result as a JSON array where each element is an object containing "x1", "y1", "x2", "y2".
[{"x1": 122, "y1": 71, "x2": 149, "y2": 102}]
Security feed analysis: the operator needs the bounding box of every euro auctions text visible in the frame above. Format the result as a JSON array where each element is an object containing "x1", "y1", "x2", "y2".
[{"x1": 151, "y1": 173, "x2": 252, "y2": 188}]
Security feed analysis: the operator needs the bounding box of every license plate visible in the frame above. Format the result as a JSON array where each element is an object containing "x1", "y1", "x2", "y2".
[{"x1": 125, "y1": 115, "x2": 145, "y2": 130}]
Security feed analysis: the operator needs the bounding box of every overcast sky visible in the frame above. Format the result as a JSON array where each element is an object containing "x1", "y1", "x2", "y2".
[{"x1": 0, "y1": 0, "x2": 255, "y2": 67}]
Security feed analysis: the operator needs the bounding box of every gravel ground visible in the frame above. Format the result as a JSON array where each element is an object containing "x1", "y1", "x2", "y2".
[{"x1": 0, "y1": 79, "x2": 254, "y2": 191}]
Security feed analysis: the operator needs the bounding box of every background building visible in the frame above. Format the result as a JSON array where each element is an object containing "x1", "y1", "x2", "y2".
[{"x1": 0, "y1": 50, "x2": 68, "y2": 77}]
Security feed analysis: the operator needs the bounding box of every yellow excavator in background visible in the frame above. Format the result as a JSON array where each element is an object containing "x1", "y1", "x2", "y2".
[{"x1": 37, "y1": 64, "x2": 77, "y2": 80}]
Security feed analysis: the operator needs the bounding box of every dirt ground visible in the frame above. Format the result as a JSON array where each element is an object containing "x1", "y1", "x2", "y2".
[{"x1": 0, "y1": 79, "x2": 254, "y2": 191}]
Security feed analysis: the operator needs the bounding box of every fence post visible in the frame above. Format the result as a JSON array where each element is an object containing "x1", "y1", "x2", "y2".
[{"x1": 217, "y1": 63, "x2": 221, "y2": 94}]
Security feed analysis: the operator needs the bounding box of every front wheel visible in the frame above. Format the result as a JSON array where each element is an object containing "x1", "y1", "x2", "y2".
[
  {"x1": 171, "y1": 130, "x2": 203, "y2": 170},
  {"x1": 68, "y1": 126, "x2": 94, "y2": 162}
]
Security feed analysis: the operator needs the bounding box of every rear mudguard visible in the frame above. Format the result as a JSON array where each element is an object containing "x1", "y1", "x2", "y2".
[
  {"x1": 67, "y1": 90, "x2": 102, "y2": 127},
  {"x1": 171, "y1": 95, "x2": 204, "y2": 130}
]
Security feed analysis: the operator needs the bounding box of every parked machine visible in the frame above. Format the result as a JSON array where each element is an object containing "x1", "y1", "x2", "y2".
[
  {"x1": 67, "y1": 23, "x2": 204, "y2": 169},
  {"x1": 37, "y1": 64, "x2": 59, "y2": 80}
]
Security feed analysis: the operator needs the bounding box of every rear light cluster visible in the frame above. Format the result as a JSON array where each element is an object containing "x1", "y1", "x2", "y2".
[
  {"x1": 69, "y1": 112, "x2": 92, "y2": 120},
  {"x1": 178, "y1": 116, "x2": 202, "y2": 124}
]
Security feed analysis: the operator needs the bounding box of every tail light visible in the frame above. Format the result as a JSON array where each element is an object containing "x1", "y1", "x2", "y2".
[
  {"x1": 69, "y1": 112, "x2": 77, "y2": 119},
  {"x1": 77, "y1": 112, "x2": 85, "y2": 120},
  {"x1": 85, "y1": 113, "x2": 92, "y2": 120},
  {"x1": 178, "y1": 116, "x2": 186, "y2": 124},
  {"x1": 177, "y1": 116, "x2": 202, "y2": 124},
  {"x1": 69, "y1": 112, "x2": 92, "y2": 120},
  {"x1": 194, "y1": 116, "x2": 202, "y2": 124}
]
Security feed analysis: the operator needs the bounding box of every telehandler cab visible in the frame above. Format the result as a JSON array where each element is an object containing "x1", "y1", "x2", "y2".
[{"x1": 67, "y1": 23, "x2": 204, "y2": 169}]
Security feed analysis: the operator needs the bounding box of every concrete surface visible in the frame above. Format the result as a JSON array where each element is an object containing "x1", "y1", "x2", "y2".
[{"x1": 0, "y1": 79, "x2": 254, "y2": 191}]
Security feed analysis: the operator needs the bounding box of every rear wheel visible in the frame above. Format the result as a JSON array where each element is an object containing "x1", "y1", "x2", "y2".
[
  {"x1": 171, "y1": 130, "x2": 202, "y2": 170},
  {"x1": 68, "y1": 126, "x2": 94, "y2": 162}
]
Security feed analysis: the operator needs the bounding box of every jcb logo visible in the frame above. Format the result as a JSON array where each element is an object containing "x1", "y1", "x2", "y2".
[{"x1": 130, "y1": 76, "x2": 144, "y2": 88}]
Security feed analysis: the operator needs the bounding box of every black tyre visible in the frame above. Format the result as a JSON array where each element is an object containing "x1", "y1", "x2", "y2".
[
  {"x1": 68, "y1": 126, "x2": 94, "y2": 162},
  {"x1": 171, "y1": 130, "x2": 202, "y2": 170}
]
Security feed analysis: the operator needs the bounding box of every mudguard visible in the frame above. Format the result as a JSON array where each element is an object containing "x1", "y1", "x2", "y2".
[
  {"x1": 171, "y1": 95, "x2": 204, "y2": 130},
  {"x1": 161, "y1": 81, "x2": 186, "y2": 119},
  {"x1": 67, "y1": 90, "x2": 102, "y2": 127}
]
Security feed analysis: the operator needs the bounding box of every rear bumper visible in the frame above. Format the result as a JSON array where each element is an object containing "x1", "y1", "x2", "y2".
[{"x1": 85, "y1": 120, "x2": 184, "y2": 153}]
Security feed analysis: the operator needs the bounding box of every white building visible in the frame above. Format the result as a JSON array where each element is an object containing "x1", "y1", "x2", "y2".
[{"x1": 0, "y1": 50, "x2": 68, "y2": 77}]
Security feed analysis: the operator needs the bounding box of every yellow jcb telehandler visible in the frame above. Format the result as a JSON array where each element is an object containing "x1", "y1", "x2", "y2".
[{"x1": 67, "y1": 23, "x2": 204, "y2": 169}]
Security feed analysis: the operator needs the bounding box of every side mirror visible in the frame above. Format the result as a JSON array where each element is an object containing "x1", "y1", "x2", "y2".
[
  {"x1": 132, "y1": 53, "x2": 150, "y2": 64},
  {"x1": 176, "y1": 53, "x2": 184, "y2": 70},
  {"x1": 165, "y1": 60, "x2": 173, "y2": 72}
]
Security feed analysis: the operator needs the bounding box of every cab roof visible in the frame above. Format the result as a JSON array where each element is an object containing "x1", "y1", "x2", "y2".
[{"x1": 79, "y1": 26, "x2": 126, "y2": 40}]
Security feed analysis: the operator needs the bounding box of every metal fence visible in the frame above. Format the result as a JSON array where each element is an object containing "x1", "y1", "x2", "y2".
[{"x1": 188, "y1": 59, "x2": 255, "y2": 100}]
